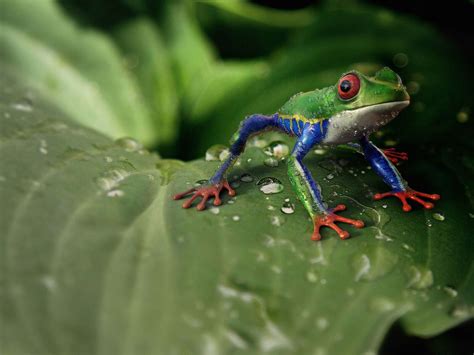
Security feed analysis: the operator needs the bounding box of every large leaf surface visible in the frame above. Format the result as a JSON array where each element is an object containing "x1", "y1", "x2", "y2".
[{"x1": 1, "y1": 74, "x2": 473, "y2": 355}]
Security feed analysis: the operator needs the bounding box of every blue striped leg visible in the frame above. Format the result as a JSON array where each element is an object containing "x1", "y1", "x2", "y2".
[
  {"x1": 360, "y1": 136, "x2": 440, "y2": 211},
  {"x1": 173, "y1": 114, "x2": 279, "y2": 210},
  {"x1": 288, "y1": 125, "x2": 364, "y2": 241}
]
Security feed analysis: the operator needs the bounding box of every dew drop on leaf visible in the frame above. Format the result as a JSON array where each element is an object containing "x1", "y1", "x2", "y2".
[
  {"x1": 449, "y1": 304, "x2": 473, "y2": 319},
  {"x1": 281, "y1": 201, "x2": 295, "y2": 214},
  {"x1": 11, "y1": 97, "x2": 33, "y2": 112},
  {"x1": 432, "y1": 212, "x2": 445, "y2": 221},
  {"x1": 240, "y1": 173, "x2": 254, "y2": 182},
  {"x1": 194, "y1": 179, "x2": 208, "y2": 187},
  {"x1": 205, "y1": 144, "x2": 229, "y2": 161},
  {"x1": 405, "y1": 265, "x2": 433, "y2": 289},
  {"x1": 263, "y1": 141, "x2": 289, "y2": 159},
  {"x1": 95, "y1": 169, "x2": 130, "y2": 191},
  {"x1": 257, "y1": 177, "x2": 284, "y2": 194},
  {"x1": 264, "y1": 157, "x2": 279, "y2": 167},
  {"x1": 209, "y1": 207, "x2": 220, "y2": 215},
  {"x1": 115, "y1": 137, "x2": 143, "y2": 152},
  {"x1": 443, "y1": 286, "x2": 458, "y2": 298},
  {"x1": 107, "y1": 189, "x2": 124, "y2": 197}
]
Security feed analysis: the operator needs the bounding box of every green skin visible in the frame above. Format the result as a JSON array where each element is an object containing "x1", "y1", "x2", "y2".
[
  {"x1": 174, "y1": 67, "x2": 440, "y2": 240},
  {"x1": 279, "y1": 67, "x2": 409, "y2": 118}
]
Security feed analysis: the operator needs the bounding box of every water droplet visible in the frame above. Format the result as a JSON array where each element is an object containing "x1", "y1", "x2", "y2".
[
  {"x1": 107, "y1": 189, "x2": 124, "y2": 197},
  {"x1": 40, "y1": 275, "x2": 57, "y2": 291},
  {"x1": 326, "y1": 173, "x2": 334, "y2": 180},
  {"x1": 115, "y1": 137, "x2": 143, "y2": 152},
  {"x1": 352, "y1": 247, "x2": 398, "y2": 282},
  {"x1": 39, "y1": 139, "x2": 48, "y2": 154},
  {"x1": 263, "y1": 141, "x2": 289, "y2": 159},
  {"x1": 449, "y1": 304, "x2": 473, "y2": 318},
  {"x1": 281, "y1": 201, "x2": 295, "y2": 214},
  {"x1": 306, "y1": 270, "x2": 318, "y2": 283},
  {"x1": 248, "y1": 136, "x2": 268, "y2": 148},
  {"x1": 443, "y1": 286, "x2": 458, "y2": 298},
  {"x1": 210, "y1": 207, "x2": 220, "y2": 215},
  {"x1": 232, "y1": 215, "x2": 240, "y2": 221},
  {"x1": 370, "y1": 297, "x2": 395, "y2": 312},
  {"x1": 257, "y1": 177, "x2": 284, "y2": 194},
  {"x1": 206, "y1": 145, "x2": 229, "y2": 161},
  {"x1": 240, "y1": 173, "x2": 254, "y2": 182},
  {"x1": 271, "y1": 265, "x2": 282, "y2": 274},
  {"x1": 314, "y1": 148, "x2": 327, "y2": 155},
  {"x1": 270, "y1": 215, "x2": 283, "y2": 226},
  {"x1": 432, "y1": 212, "x2": 445, "y2": 221},
  {"x1": 315, "y1": 317, "x2": 329, "y2": 330},
  {"x1": 96, "y1": 169, "x2": 130, "y2": 191},
  {"x1": 264, "y1": 157, "x2": 279, "y2": 167},
  {"x1": 382, "y1": 204, "x2": 387, "y2": 209},
  {"x1": 405, "y1": 265, "x2": 433, "y2": 289},
  {"x1": 104, "y1": 156, "x2": 113, "y2": 163},
  {"x1": 425, "y1": 219, "x2": 433, "y2": 227},
  {"x1": 12, "y1": 98, "x2": 33, "y2": 112},
  {"x1": 267, "y1": 205, "x2": 276, "y2": 211},
  {"x1": 353, "y1": 254, "x2": 371, "y2": 282},
  {"x1": 194, "y1": 179, "x2": 208, "y2": 187},
  {"x1": 402, "y1": 243, "x2": 415, "y2": 252}
]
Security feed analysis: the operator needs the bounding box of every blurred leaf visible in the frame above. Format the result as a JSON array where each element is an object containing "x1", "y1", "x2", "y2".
[
  {"x1": 195, "y1": 0, "x2": 316, "y2": 58},
  {"x1": 198, "y1": 0, "x2": 315, "y2": 28},
  {"x1": 2, "y1": 73, "x2": 473, "y2": 355},
  {"x1": 113, "y1": 18, "x2": 179, "y2": 146},
  {"x1": 0, "y1": 0, "x2": 158, "y2": 145},
  {"x1": 163, "y1": 2, "x2": 271, "y2": 123}
]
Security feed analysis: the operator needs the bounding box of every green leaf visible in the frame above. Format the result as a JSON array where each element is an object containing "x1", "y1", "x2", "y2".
[
  {"x1": 113, "y1": 18, "x2": 179, "y2": 146},
  {"x1": 2, "y1": 73, "x2": 473, "y2": 355},
  {"x1": 0, "y1": 0, "x2": 157, "y2": 145}
]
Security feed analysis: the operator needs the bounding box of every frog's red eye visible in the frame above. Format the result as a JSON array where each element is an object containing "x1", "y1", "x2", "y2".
[{"x1": 338, "y1": 73, "x2": 360, "y2": 100}]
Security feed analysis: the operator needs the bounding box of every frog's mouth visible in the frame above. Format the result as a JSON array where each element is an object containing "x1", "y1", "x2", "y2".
[{"x1": 323, "y1": 100, "x2": 410, "y2": 144}]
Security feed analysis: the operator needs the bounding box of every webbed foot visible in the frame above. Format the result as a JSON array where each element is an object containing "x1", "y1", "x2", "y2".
[
  {"x1": 374, "y1": 189, "x2": 440, "y2": 212},
  {"x1": 383, "y1": 148, "x2": 408, "y2": 164},
  {"x1": 173, "y1": 179, "x2": 236, "y2": 211},
  {"x1": 312, "y1": 204, "x2": 365, "y2": 241}
]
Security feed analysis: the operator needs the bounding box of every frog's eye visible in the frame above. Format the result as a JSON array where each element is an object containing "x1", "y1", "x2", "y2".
[{"x1": 338, "y1": 73, "x2": 360, "y2": 100}]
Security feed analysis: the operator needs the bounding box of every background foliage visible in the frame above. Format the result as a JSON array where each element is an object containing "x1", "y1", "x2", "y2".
[{"x1": 1, "y1": 0, "x2": 473, "y2": 354}]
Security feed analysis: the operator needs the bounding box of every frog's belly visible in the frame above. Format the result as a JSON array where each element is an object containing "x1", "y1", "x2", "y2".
[{"x1": 322, "y1": 101, "x2": 409, "y2": 144}]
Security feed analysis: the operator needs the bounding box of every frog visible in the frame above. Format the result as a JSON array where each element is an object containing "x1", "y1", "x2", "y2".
[{"x1": 173, "y1": 67, "x2": 440, "y2": 241}]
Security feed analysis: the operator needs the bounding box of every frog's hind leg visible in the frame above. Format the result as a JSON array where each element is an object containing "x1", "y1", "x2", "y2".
[{"x1": 288, "y1": 124, "x2": 364, "y2": 241}]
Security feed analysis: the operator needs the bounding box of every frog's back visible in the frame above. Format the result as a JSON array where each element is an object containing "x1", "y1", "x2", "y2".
[{"x1": 278, "y1": 86, "x2": 336, "y2": 121}]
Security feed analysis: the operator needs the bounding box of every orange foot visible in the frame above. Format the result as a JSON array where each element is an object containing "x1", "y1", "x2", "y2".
[
  {"x1": 312, "y1": 204, "x2": 364, "y2": 241},
  {"x1": 172, "y1": 179, "x2": 236, "y2": 211},
  {"x1": 383, "y1": 148, "x2": 408, "y2": 164},
  {"x1": 374, "y1": 189, "x2": 440, "y2": 212}
]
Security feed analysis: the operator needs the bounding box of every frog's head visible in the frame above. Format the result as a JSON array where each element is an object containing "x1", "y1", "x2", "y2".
[{"x1": 325, "y1": 67, "x2": 410, "y2": 143}]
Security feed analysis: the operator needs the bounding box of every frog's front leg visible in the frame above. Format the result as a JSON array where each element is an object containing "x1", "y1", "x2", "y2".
[
  {"x1": 359, "y1": 136, "x2": 440, "y2": 211},
  {"x1": 288, "y1": 125, "x2": 364, "y2": 241},
  {"x1": 173, "y1": 113, "x2": 279, "y2": 210}
]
